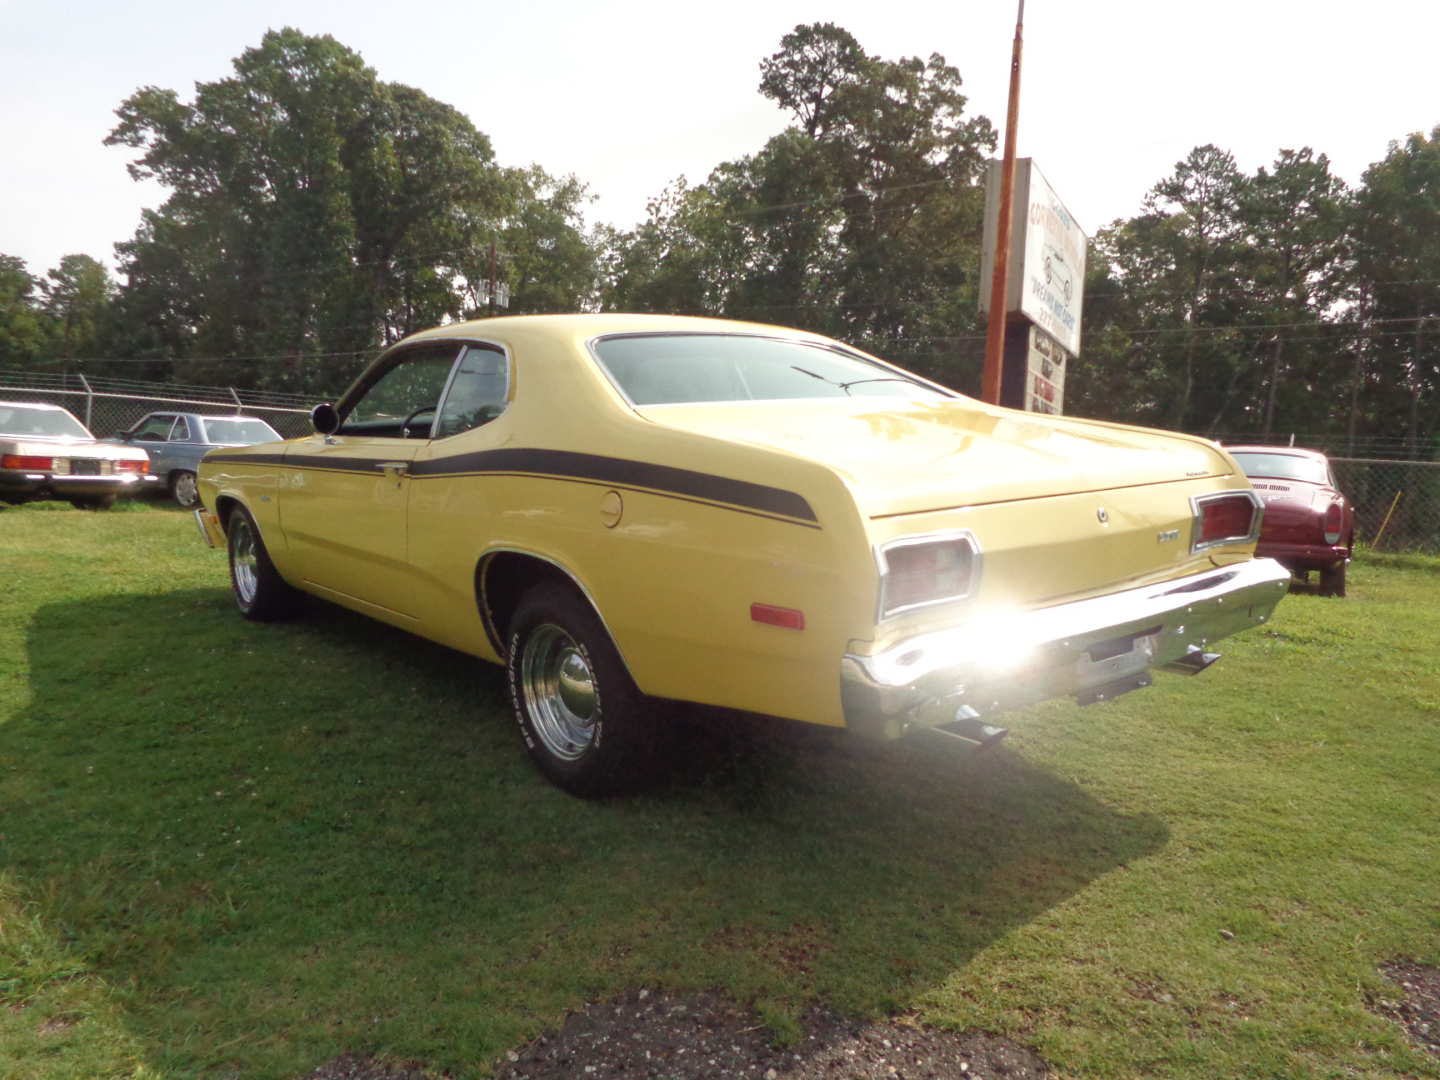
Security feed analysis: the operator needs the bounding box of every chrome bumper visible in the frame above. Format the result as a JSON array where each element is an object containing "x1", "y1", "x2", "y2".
[{"x1": 841, "y1": 557, "x2": 1292, "y2": 739}]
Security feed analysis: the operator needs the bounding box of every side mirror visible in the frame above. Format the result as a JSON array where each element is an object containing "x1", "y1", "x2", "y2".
[{"x1": 310, "y1": 403, "x2": 340, "y2": 436}]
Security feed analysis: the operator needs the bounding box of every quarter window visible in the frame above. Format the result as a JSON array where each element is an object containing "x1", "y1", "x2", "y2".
[{"x1": 435, "y1": 345, "x2": 509, "y2": 438}]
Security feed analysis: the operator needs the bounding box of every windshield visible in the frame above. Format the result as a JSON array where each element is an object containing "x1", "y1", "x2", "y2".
[
  {"x1": 0, "y1": 403, "x2": 92, "y2": 440},
  {"x1": 202, "y1": 418, "x2": 280, "y2": 444},
  {"x1": 1232, "y1": 452, "x2": 1330, "y2": 486},
  {"x1": 591, "y1": 333, "x2": 949, "y2": 406}
]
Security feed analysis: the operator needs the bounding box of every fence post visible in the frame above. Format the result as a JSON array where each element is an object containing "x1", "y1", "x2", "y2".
[
  {"x1": 228, "y1": 387, "x2": 243, "y2": 416},
  {"x1": 78, "y1": 374, "x2": 94, "y2": 430}
]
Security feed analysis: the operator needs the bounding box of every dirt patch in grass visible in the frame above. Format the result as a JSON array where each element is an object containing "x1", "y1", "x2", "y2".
[
  {"x1": 1373, "y1": 959, "x2": 1440, "y2": 1058},
  {"x1": 299, "y1": 990, "x2": 1050, "y2": 1079},
  {"x1": 299, "y1": 1053, "x2": 433, "y2": 1079}
]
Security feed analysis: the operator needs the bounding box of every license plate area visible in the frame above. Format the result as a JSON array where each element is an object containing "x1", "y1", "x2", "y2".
[
  {"x1": 1074, "y1": 625, "x2": 1161, "y2": 690},
  {"x1": 71, "y1": 458, "x2": 101, "y2": 476}
]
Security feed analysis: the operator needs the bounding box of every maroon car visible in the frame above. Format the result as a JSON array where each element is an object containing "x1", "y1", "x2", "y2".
[{"x1": 1228, "y1": 446, "x2": 1354, "y2": 597}]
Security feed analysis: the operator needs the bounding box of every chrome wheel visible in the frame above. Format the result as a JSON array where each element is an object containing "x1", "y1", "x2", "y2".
[
  {"x1": 172, "y1": 470, "x2": 199, "y2": 507},
  {"x1": 520, "y1": 623, "x2": 598, "y2": 761},
  {"x1": 230, "y1": 517, "x2": 259, "y2": 606}
]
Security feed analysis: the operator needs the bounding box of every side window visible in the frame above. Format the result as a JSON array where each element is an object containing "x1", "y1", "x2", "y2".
[
  {"x1": 170, "y1": 417, "x2": 192, "y2": 441},
  {"x1": 435, "y1": 344, "x2": 509, "y2": 439},
  {"x1": 341, "y1": 344, "x2": 462, "y2": 436},
  {"x1": 133, "y1": 415, "x2": 175, "y2": 441}
]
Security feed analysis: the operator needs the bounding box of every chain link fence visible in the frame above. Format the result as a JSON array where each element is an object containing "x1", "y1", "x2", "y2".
[
  {"x1": 0, "y1": 370, "x2": 319, "y2": 440},
  {"x1": 1330, "y1": 458, "x2": 1440, "y2": 554},
  {"x1": 5, "y1": 368, "x2": 1437, "y2": 552}
]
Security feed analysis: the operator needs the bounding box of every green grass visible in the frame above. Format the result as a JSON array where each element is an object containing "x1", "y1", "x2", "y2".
[{"x1": 2, "y1": 502, "x2": 1437, "y2": 1079}]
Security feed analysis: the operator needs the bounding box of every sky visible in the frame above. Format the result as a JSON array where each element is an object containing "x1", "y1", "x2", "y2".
[{"x1": 4, "y1": 0, "x2": 1439, "y2": 280}]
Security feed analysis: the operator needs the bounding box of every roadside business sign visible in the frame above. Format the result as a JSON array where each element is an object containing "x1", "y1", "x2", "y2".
[
  {"x1": 980, "y1": 158, "x2": 1088, "y2": 362},
  {"x1": 1024, "y1": 325, "x2": 1066, "y2": 414}
]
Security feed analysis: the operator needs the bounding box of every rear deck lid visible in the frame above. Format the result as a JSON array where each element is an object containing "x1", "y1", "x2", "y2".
[{"x1": 636, "y1": 398, "x2": 1233, "y2": 517}]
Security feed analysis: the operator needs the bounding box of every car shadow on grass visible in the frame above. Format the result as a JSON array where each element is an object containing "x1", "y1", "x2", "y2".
[{"x1": 9, "y1": 588, "x2": 1168, "y2": 1079}]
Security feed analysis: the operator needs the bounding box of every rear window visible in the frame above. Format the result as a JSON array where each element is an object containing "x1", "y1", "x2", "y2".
[
  {"x1": 202, "y1": 418, "x2": 280, "y2": 445},
  {"x1": 1232, "y1": 452, "x2": 1330, "y2": 486},
  {"x1": 0, "y1": 404, "x2": 91, "y2": 439},
  {"x1": 591, "y1": 333, "x2": 948, "y2": 406}
]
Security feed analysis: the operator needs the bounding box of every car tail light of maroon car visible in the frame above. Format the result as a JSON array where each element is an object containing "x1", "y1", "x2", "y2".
[
  {"x1": 1322, "y1": 500, "x2": 1345, "y2": 545},
  {"x1": 1191, "y1": 490, "x2": 1263, "y2": 552}
]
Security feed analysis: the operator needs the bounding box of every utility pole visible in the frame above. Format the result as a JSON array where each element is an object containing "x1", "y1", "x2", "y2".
[
  {"x1": 487, "y1": 241, "x2": 499, "y2": 316},
  {"x1": 982, "y1": 0, "x2": 1025, "y2": 405}
]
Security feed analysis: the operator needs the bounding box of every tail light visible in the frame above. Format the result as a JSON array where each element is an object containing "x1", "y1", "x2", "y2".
[
  {"x1": 1191, "y1": 491, "x2": 1262, "y2": 552},
  {"x1": 115, "y1": 458, "x2": 147, "y2": 474},
  {"x1": 2, "y1": 454, "x2": 54, "y2": 471},
  {"x1": 877, "y1": 531, "x2": 980, "y2": 619},
  {"x1": 1322, "y1": 501, "x2": 1345, "y2": 545}
]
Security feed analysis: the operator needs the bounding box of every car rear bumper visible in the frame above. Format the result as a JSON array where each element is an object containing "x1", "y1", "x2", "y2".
[
  {"x1": 841, "y1": 557, "x2": 1292, "y2": 739},
  {"x1": 0, "y1": 471, "x2": 158, "y2": 500},
  {"x1": 1255, "y1": 540, "x2": 1350, "y2": 571}
]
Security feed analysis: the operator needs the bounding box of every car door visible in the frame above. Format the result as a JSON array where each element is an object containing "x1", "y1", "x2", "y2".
[
  {"x1": 405, "y1": 341, "x2": 513, "y2": 646},
  {"x1": 278, "y1": 342, "x2": 463, "y2": 621},
  {"x1": 128, "y1": 413, "x2": 177, "y2": 475},
  {"x1": 164, "y1": 415, "x2": 206, "y2": 474}
]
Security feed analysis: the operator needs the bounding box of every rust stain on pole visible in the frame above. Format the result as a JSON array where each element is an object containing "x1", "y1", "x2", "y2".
[{"x1": 982, "y1": 0, "x2": 1025, "y2": 405}]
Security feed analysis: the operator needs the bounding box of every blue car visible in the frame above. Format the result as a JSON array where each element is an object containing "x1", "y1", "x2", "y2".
[{"x1": 114, "y1": 412, "x2": 281, "y2": 507}]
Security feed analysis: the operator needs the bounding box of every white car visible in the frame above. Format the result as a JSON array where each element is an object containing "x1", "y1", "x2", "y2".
[{"x1": 0, "y1": 401, "x2": 156, "y2": 509}]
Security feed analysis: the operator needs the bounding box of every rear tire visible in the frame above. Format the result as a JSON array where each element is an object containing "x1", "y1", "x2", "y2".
[
  {"x1": 226, "y1": 506, "x2": 301, "y2": 621},
  {"x1": 506, "y1": 582, "x2": 665, "y2": 797},
  {"x1": 69, "y1": 494, "x2": 117, "y2": 510},
  {"x1": 1318, "y1": 560, "x2": 1347, "y2": 598},
  {"x1": 170, "y1": 470, "x2": 200, "y2": 508}
]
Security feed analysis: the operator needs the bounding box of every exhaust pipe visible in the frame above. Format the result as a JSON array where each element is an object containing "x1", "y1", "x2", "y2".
[
  {"x1": 1163, "y1": 645, "x2": 1222, "y2": 675},
  {"x1": 919, "y1": 706, "x2": 1009, "y2": 751}
]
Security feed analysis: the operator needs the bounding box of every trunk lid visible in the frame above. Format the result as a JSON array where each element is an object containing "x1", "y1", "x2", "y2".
[{"x1": 635, "y1": 398, "x2": 1233, "y2": 517}]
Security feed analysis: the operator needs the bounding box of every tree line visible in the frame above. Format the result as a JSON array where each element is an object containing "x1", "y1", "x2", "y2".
[{"x1": 1, "y1": 25, "x2": 1436, "y2": 452}]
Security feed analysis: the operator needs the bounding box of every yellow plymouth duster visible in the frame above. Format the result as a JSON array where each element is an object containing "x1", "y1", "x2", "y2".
[{"x1": 196, "y1": 314, "x2": 1289, "y2": 796}]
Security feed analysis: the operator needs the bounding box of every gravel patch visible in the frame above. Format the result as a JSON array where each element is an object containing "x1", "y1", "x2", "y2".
[
  {"x1": 298, "y1": 990, "x2": 1050, "y2": 1080},
  {"x1": 493, "y1": 989, "x2": 1049, "y2": 1080}
]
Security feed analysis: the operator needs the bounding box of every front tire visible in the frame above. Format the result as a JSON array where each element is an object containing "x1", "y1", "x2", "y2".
[
  {"x1": 226, "y1": 506, "x2": 300, "y2": 621},
  {"x1": 170, "y1": 470, "x2": 200, "y2": 508},
  {"x1": 506, "y1": 582, "x2": 664, "y2": 797}
]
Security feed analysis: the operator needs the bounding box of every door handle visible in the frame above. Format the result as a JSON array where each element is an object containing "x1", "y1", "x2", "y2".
[{"x1": 377, "y1": 461, "x2": 408, "y2": 481}]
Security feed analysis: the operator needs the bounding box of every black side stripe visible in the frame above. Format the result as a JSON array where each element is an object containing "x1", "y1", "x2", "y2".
[
  {"x1": 203, "y1": 448, "x2": 819, "y2": 525},
  {"x1": 206, "y1": 452, "x2": 289, "y2": 467}
]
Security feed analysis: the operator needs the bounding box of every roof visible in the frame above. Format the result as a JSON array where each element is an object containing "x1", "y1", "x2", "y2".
[
  {"x1": 0, "y1": 400, "x2": 69, "y2": 411},
  {"x1": 399, "y1": 312, "x2": 834, "y2": 347},
  {"x1": 1225, "y1": 444, "x2": 1330, "y2": 460}
]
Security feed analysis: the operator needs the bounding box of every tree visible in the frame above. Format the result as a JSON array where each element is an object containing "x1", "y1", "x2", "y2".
[
  {"x1": 1349, "y1": 127, "x2": 1440, "y2": 454},
  {"x1": 1093, "y1": 146, "x2": 1253, "y2": 431},
  {"x1": 603, "y1": 23, "x2": 995, "y2": 387},
  {"x1": 1241, "y1": 148, "x2": 1350, "y2": 436},
  {"x1": 41, "y1": 255, "x2": 116, "y2": 366},
  {"x1": 0, "y1": 255, "x2": 52, "y2": 366},
  {"x1": 495, "y1": 167, "x2": 601, "y2": 315},
  {"x1": 106, "y1": 29, "x2": 511, "y2": 391}
]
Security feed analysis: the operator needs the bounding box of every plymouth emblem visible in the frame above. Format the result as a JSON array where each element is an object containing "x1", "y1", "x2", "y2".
[{"x1": 1157, "y1": 529, "x2": 1180, "y2": 544}]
